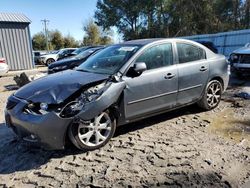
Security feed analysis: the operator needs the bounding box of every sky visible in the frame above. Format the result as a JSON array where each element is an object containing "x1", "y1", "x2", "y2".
[{"x1": 0, "y1": 0, "x2": 99, "y2": 41}]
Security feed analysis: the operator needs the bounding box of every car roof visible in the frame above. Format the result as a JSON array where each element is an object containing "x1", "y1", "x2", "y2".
[
  {"x1": 60, "y1": 48, "x2": 77, "y2": 50},
  {"x1": 120, "y1": 38, "x2": 201, "y2": 46},
  {"x1": 121, "y1": 38, "x2": 164, "y2": 45}
]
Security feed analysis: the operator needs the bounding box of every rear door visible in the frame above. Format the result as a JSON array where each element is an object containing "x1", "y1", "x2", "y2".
[
  {"x1": 176, "y1": 42, "x2": 209, "y2": 105},
  {"x1": 123, "y1": 43, "x2": 178, "y2": 119}
]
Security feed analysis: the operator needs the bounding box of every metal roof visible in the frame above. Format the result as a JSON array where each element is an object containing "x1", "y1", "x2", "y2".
[{"x1": 0, "y1": 12, "x2": 31, "y2": 23}]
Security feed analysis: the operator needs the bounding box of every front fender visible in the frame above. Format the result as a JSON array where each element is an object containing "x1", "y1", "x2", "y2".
[{"x1": 77, "y1": 82, "x2": 126, "y2": 120}]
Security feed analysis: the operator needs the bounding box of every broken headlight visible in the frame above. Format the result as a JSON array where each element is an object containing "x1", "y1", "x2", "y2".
[
  {"x1": 82, "y1": 82, "x2": 110, "y2": 102},
  {"x1": 60, "y1": 82, "x2": 111, "y2": 118},
  {"x1": 24, "y1": 102, "x2": 50, "y2": 115}
]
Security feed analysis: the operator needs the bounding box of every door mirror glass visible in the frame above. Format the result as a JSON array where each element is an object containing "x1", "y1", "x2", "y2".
[{"x1": 127, "y1": 62, "x2": 147, "y2": 77}]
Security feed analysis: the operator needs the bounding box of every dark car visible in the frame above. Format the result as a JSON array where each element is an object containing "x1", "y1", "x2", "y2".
[
  {"x1": 197, "y1": 41, "x2": 218, "y2": 54},
  {"x1": 68, "y1": 46, "x2": 103, "y2": 58},
  {"x1": 5, "y1": 39, "x2": 229, "y2": 151},
  {"x1": 229, "y1": 43, "x2": 250, "y2": 77},
  {"x1": 48, "y1": 47, "x2": 104, "y2": 74}
]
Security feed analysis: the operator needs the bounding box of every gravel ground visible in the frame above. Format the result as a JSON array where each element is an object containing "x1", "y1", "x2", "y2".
[{"x1": 0, "y1": 74, "x2": 249, "y2": 188}]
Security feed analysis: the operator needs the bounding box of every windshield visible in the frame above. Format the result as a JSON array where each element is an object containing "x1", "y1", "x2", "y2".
[
  {"x1": 77, "y1": 45, "x2": 141, "y2": 75},
  {"x1": 75, "y1": 48, "x2": 100, "y2": 59},
  {"x1": 72, "y1": 47, "x2": 88, "y2": 55},
  {"x1": 58, "y1": 49, "x2": 67, "y2": 55}
]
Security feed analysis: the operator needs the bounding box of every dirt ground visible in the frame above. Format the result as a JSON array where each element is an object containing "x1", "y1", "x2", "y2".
[{"x1": 0, "y1": 73, "x2": 249, "y2": 188}]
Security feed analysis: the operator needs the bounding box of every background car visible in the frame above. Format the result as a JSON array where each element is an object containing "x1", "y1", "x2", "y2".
[
  {"x1": 5, "y1": 39, "x2": 229, "y2": 151},
  {"x1": 33, "y1": 51, "x2": 46, "y2": 65},
  {"x1": 0, "y1": 57, "x2": 9, "y2": 77},
  {"x1": 67, "y1": 46, "x2": 103, "y2": 58},
  {"x1": 38, "y1": 48, "x2": 77, "y2": 66},
  {"x1": 229, "y1": 43, "x2": 250, "y2": 77},
  {"x1": 48, "y1": 47, "x2": 104, "y2": 74}
]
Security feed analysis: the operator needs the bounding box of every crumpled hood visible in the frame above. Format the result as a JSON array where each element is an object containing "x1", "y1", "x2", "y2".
[
  {"x1": 14, "y1": 70, "x2": 109, "y2": 104},
  {"x1": 233, "y1": 47, "x2": 250, "y2": 55}
]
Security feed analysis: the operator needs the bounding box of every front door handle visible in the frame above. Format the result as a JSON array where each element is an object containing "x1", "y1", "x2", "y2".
[
  {"x1": 164, "y1": 73, "x2": 176, "y2": 79},
  {"x1": 200, "y1": 66, "x2": 207, "y2": 72}
]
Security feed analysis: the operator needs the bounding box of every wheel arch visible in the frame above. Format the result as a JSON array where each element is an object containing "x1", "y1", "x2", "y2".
[
  {"x1": 209, "y1": 76, "x2": 224, "y2": 90},
  {"x1": 77, "y1": 82, "x2": 126, "y2": 121}
]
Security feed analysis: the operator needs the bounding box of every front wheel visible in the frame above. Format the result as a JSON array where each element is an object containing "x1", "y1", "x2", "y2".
[
  {"x1": 46, "y1": 58, "x2": 55, "y2": 66},
  {"x1": 197, "y1": 80, "x2": 222, "y2": 110},
  {"x1": 68, "y1": 111, "x2": 116, "y2": 151}
]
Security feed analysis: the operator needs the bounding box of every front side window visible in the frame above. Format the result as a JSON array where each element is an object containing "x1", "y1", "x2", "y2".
[
  {"x1": 77, "y1": 45, "x2": 141, "y2": 75},
  {"x1": 135, "y1": 43, "x2": 173, "y2": 70},
  {"x1": 177, "y1": 43, "x2": 206, "y2": 64}
]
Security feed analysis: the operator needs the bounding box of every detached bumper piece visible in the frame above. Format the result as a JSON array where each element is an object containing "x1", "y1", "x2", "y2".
[{"x1": 5, "y1": 95, "x2": 72, "y2": 150}]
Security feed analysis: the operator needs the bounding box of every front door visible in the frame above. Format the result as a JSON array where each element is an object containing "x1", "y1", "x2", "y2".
[{"x1": 123, "y1": 43, "x2": 178, "y2": 120}]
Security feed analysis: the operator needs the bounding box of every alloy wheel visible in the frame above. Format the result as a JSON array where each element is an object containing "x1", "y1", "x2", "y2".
[
  {"x1": 77, "y1": 112, "x2": 112, "y2": 147},
  {"x1": 206, "y1": 82, "x2": 222, "y2": 108}
]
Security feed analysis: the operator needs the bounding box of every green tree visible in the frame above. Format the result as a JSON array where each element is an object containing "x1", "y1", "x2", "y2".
[
  {"x1": 95, "y1": 0, "x2": 146, "y2": 40},
  {"x1": 64, "y1": 34, "x2": 79, "y2": 48},
  {"x1": 32, "y1": 32, "x2": 46, "y2": 50},
  {"x1": 95, "y1": 0, "x2": 249, "y2": 40},
  {"x1": 83, "y1": 18, "x2": 113, "y2": 45},
  {"x1": 50, "y1": 30, "x2": 64, "y2": 50}
]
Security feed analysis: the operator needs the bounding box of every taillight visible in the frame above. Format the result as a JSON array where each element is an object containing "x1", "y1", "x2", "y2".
[{"x1": 0, "y1": 58, "x2": 6, "y2": 63}]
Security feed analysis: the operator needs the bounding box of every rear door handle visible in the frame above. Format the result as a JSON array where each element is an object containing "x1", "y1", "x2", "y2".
[
  {"x1": 164, "y1": 73, "x2": 176, "y2": 79},
  {"x1": 200, "y1": 66, "x2": 207, "y2": 72}
]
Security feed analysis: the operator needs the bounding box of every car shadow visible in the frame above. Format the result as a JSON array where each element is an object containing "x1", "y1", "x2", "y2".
[
  {"x1": 0, "y1": 104, "x2": 204, "y2": 175},
  {"x1": 115, "y1": 104, "x2": 202, "y2": 137},
  {"x1": 0, "y1": 123, "x2": 81, "y2": 174}
]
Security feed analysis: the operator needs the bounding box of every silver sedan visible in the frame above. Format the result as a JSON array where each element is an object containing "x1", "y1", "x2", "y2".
[{"x1": 5, "y1": 39, "x2": 229, "y2": 151}]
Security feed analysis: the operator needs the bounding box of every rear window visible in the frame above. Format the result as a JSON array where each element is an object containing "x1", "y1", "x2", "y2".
[
  {"x1": 177, "y1": 43, "x2": 206, "y2": 64},
  {"x1": 34, "y1": 52, "x2": 40, "y2": 56}
]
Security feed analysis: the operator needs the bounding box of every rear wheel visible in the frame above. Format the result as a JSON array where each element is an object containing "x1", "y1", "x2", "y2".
[
  {"x1": 197, "y1": 80, "x2": 222, "y2": 110},
  {"x1": 68, "y1": 111, "x2": 116, "y2": 151}
]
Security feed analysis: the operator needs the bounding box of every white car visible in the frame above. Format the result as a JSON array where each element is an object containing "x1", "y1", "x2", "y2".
[
  {"x1": 0, "y1": 58, "x2": 9, "y2": 77},
  {"x1": 39, "y1": 48, "x2": 77, "y2": 66}
]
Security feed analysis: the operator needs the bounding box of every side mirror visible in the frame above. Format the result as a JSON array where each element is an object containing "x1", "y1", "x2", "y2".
[
  {"x1": 133, "y1": 62, "x2": 147, "y2": 73},
  {"x1": 127, "y1": 62, "x2": 147, "y2": 77}
]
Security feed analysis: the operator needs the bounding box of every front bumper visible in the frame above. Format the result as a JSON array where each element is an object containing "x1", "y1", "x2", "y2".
[
  {"x1": 5, "y1": 95, "x2": 72, "y2": 150},
  {"x1": 38, "y1": 58, "x2": 46, "y2": 65},
  {"x1": 232, "y1": 63, "x2": 250, "y2": 73}
]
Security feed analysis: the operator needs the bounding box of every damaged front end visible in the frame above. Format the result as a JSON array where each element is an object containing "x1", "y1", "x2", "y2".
[
  {"x1": 6, "y1": 72, "x2": 125, "y2": 150},
  {"x1": 59, "y1": 81, "x2": 112, "y2": 118}
]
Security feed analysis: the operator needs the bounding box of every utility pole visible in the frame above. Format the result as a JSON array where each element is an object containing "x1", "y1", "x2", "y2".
[{"x1": 41, "y1": 19, "x2": 50, "y2": 51}]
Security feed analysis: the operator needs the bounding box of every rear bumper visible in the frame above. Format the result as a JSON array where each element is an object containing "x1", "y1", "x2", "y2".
[
  {"x1": 38, "y1": 58, "x2": 46, "y2": 65},
  {"x1": 5, "y1": 95, "x2": 72, "y2": 150}
]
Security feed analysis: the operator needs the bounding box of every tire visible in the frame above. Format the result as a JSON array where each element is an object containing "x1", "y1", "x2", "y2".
[
  {"x1": 197, "y1": 80, "x2": 223, "y2": 110},
  {"x1": 46, "y1": 58, "x2": 55, "y2": 66},
  {"x1": 68, "y1": 111, "x2": 116, "y2": 151}
]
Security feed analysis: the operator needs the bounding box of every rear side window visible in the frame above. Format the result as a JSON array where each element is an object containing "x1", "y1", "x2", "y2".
[
  {"x1": 177, "y1": 43, "x2": 206, "y2": 64},
  {"x1": 136, "y1": 43, "x2": 173, "y2": 70},
  {"x1": 34, "y1": 52, "x2": 40, "y2": 56}
]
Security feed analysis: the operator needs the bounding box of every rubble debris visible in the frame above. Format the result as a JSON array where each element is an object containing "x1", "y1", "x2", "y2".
[
  {"x1": 13, "y1": 72, "x2": 30, "y2": 87},
  {"x1": 13, "y1": 72, "x2": 47, "y2": 87},
  {"x1": 234, "y1": 87, "x2": 250, "y2": 100}
]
